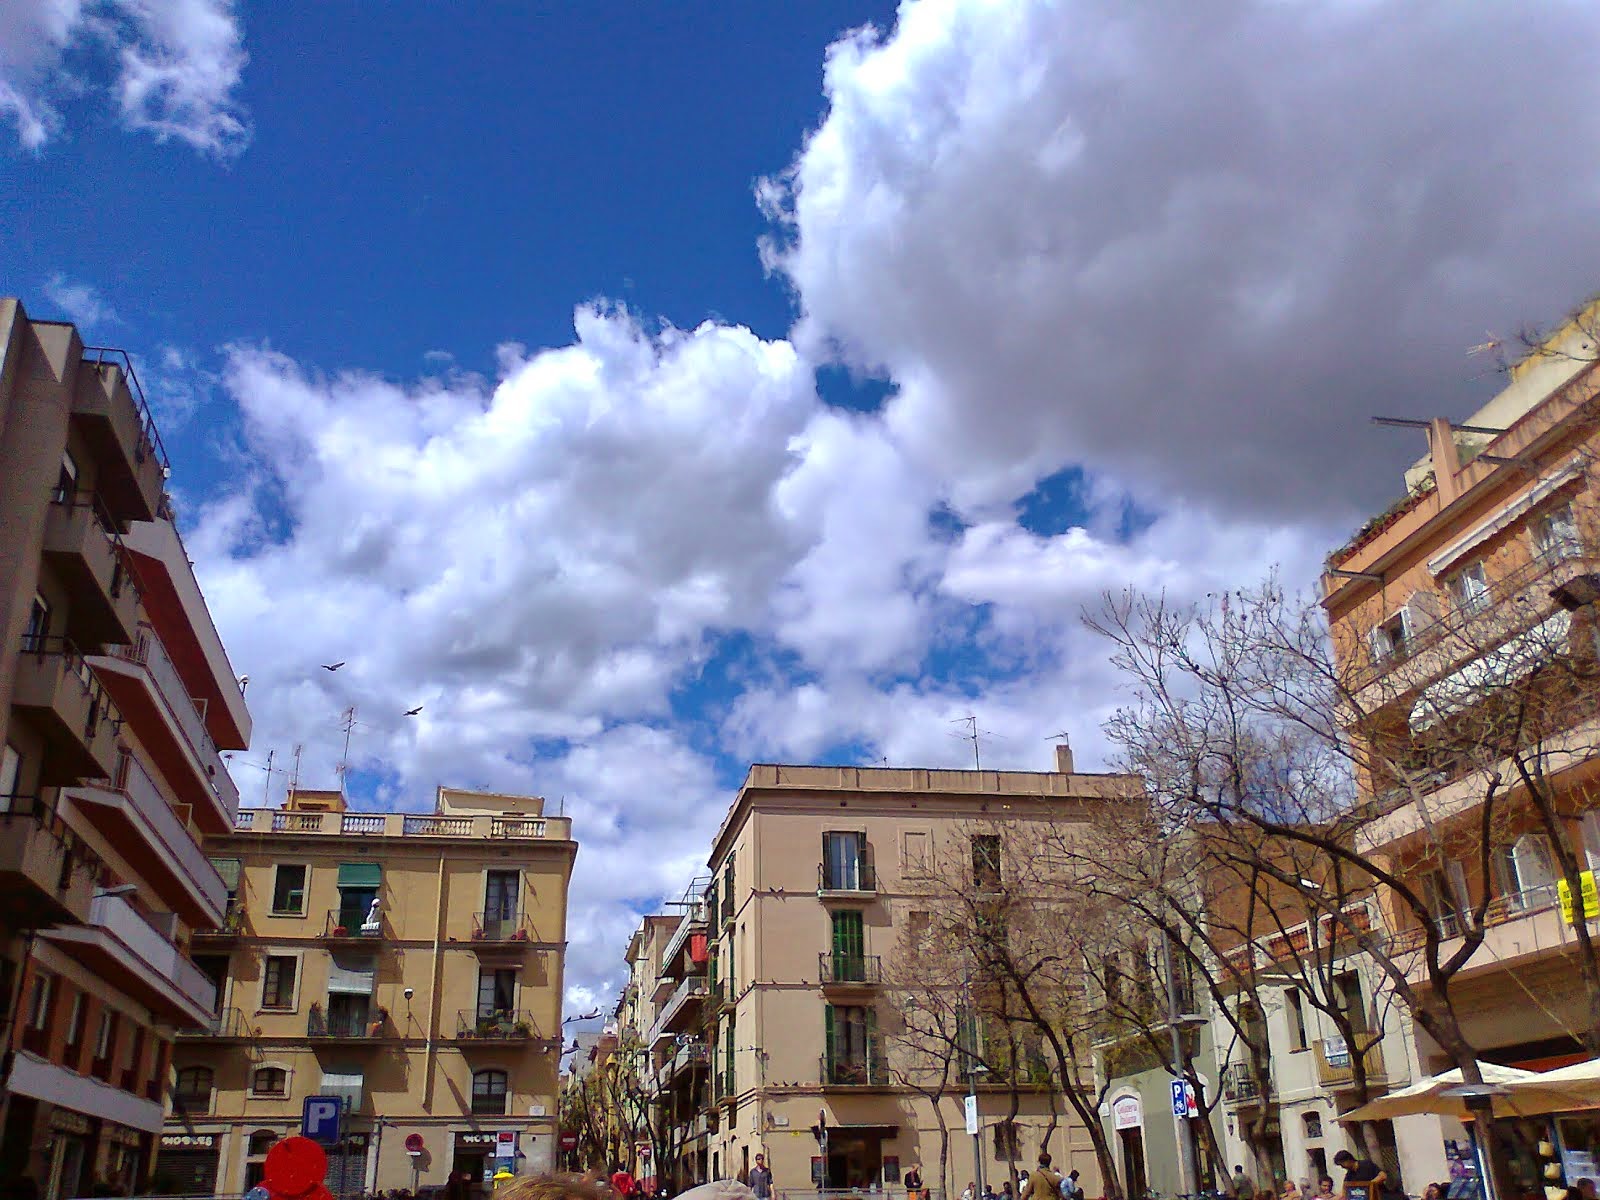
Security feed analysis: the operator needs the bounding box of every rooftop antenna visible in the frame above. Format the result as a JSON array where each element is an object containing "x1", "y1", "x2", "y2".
[
  {"x1": 289, "y1": 743, "x2": 303, "y2": 803},
  {"x1": 949, "y1": 713, "x2": 1002, "y2": 771},
  {"x1": 336, "y1": 705, "x2": 358, "y2": 790}
]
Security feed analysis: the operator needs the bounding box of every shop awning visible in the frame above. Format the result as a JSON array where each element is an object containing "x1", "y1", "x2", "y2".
[
  {"x1": 337, "y1": 862, "x2": 382, "y2": 888},
  {"x1": 327, "y1": 954, "x2": 377, "y2": 995}
]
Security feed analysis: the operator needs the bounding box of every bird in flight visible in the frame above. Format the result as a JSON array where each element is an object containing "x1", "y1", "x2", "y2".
[
  {"x1": 322, "y1": 662, "x2": 345, "y2": 672},
  {"x1": 404, "y1": 706, "x2": 423, "y2": 716}
]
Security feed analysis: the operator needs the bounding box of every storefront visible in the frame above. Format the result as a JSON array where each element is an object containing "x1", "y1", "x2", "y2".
[
  {"x1": 157, "y1": 1132, "x2": 220, "y2": 1194},
  {"x1": 1113, "y1": 1095, "x2": 1148, "y2": 1200}
]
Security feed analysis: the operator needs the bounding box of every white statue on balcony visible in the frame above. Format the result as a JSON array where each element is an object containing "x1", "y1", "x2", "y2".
[{"x1": 361, "y1": 897, "x2": 381, "y2": 935}]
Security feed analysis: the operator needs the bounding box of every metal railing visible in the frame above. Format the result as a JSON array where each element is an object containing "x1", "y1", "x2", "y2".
[
  {"x1": 1387, "y1": 881, "x2": 1561, "y2": 955},
  {"x1": 472, "y1": 910, "x2": 533, "y2": 941},
  {"x1": 818, "y1": 953, "x2": 883, "y2": 985},
  {"x1": 1357, "y1": 541, "x2": 1594, "y2": 684},
  {"x1": 818, "y1": 862, "x2": 877, "y2": 893},
  {"x1": 19, "y1": 634, "x2": 125, "y2": 739},
  {"x1": 308, "y1": 1007, "x2": 382, "y2": 1039},
  {"x1": 820, "y1": 1047, "x2": 889, "y2": 1086},
  {"x1": 324, "y1": 906, "x2": 385, "y2": 939},
  {"x1": 81, "y1": 346, "x2": 169, "y2": 472},
  {"x1": 455, "y1": 1008, "x2": 538, "y2": 1039},
  {"x1": 1313, "y1": 1035, "x2": 1387, "y2": 1087},
  {"x1": 181, "y1": 1007, "x2": 251, "y2": 1039},
  {"x1": 1220, "y1": 1060, "x2": 1270, "y2": 1103}
]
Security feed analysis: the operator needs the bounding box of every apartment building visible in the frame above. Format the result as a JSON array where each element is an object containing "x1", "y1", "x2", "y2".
[
  {"x1": 0, "y1": 299, "x2": 252, "y2": 1196},
  {"x1": 1321, "y1": 304, "x2": 1600, "y2": 1184},
  {"x1": 631, "y1": 753, "x2": 1138, "y2": 1198},
  {"x1": 161, "y1": 786, "x2": 576, "y2": 1194}
]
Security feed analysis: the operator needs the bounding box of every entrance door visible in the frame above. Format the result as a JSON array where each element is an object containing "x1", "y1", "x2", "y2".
[
  {"x1": 454, "y1": 1149, "x2": 490, "y2": 1195},
  {"x1": 47, "y1": 1135, "x2": 87, "y2": 1200},
  {"x1": 826, "y1": 1133, "x2": 885, "y2": 1190},
  {"x1": 1118, "y1": 1128, "x2": 1146, "y2": 1200}
]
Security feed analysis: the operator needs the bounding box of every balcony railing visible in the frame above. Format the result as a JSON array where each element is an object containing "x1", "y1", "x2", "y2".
[
  {"x1": 821, "y1": 1046, "x2": 889, "y2": 1087},
  {"x1": 1220, "y1": 1060, "x2": 1271, "y2": 1103},
  {"x1": 1387, "y1": 881, "x2": 1561, "y2": 955},
  {"x1": 308, "y1": 1007, "x2": 385, "y2": 1039},
  {"x1": 818, "y1": 862, "x2": 877, "y2": 894},
  {"x1": 818, "y1": 953, "x2": 883, "y2": 986},
  {"x1": 324, "y1": 906, "x2": 385, "y2": 941},
  {"x1": 233, "y1": 808, "x2": 570, "y2": 840},
  {"x1": 472, "y1": 911, "x2": 534, "y2": 942},
  {"x1": 1313, "y1": 1035, "x2": 1387, "y2": 1088},
  {"x1": 455, "y1": 1009, "x2": 538, "y2": 1040},
  {"x1": 16, "y1": 635, "x2": 123, "y2": 772},
  {"x1": 650, "y1": 977, "x2": 709, "y2": 1044},
  {"x1": 180, "y1": 1007, "x2": 252, "y2": 1039}
]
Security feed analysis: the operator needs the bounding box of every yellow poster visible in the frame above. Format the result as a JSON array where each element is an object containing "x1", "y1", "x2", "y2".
[{"x1": 1557, "y1": 871, "x2": 1599, "y2": 925}]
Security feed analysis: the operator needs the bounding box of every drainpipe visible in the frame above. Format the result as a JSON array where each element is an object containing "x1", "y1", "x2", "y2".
[{"x1": 424, "y1": 853, "x2": 446, "y2": 1109}]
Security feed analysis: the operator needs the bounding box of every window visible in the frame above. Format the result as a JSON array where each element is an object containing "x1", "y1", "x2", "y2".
[
  {"x1": 1583, "y1": 812, "x2": 1600, "y2": 873},
  {"x1": 908, "y1": 910, "x2": 931, "y2": 951},
  {"x1": 472, "y1": 1068, "x2": 509, "y2": 1115},
  {"x1": 251, "y1": 1067, "x2": 288, "y2": 1097},
  {"x1": 1494, "y1": 834, "x2": 1555, "y2": 908},
  {"x1": 822, "y1": 832, "x2": 867, "y2": 891},
  {"x1": 27, "y1": 973, "x2": 52, "y2": 1030},
  {"x1": 477, "y1": 968, "x2": 516, "y2": 1019},
  {"x1": 1369, "y1": 611, "x2": 1410, "y2": 664},
  {"x1": 830, "y1": 910, "x2": 865, "y2": 978},
  {"x1": 55, "y1": 450, "x2": 78, "y2": 503},
  {"x1": 722, "y1": 853, "x2": 735, "y2": 920},
  {"x1": 1285, "y1": 988, "x2": 1308, "y2": 1051},
  {"x1": 23, "y1": 595, "x2": 49, "y2": 651},
  {"x1": 248, "y1": 1130, "x2": 278, "y2": 1156},
  {"x1": 972, "y1": 834, "x2": 1002, "y2": 890},
  {"x1": 824, "y1": 1004, "x2": 878, "y2": 1082},
  {"x1": 272, "y1": 864, "x2": 307, "y2": 915},
  {"x1": 725, "y1": 1014, "x2": 736, "y2": 1093},
  {"x1": 335, "y1": 862, "x2": 381, "y2": 930},
  {"x1": 1534, "y1": 503, "x2": 1582, "y2": 563},
  {"x1": 484, "y1": 869, "x2": 520, "y2": 928},
  {"x1": 993, "y1": 1120, "x2": 1021, "y2": 1159},
  {"x1": 262, "y1": 956, "x2": 298, "y2": 1009},
  {"x1": 1422, "y1": 862, "x2": 1470, "y2": 937},
  {"x1": 0, "y1": 743, "x2": 20, "y2": 810},
  {"x1": 1446, "y1": 562, "x2": 1490, "y2": 615},
  {"x1": 174, "y1": 1066, "x2": 213, "y2": 1106},
  {"x1": 902, "y1": 831, "x2": 929, "y2": 875},
  {"x1": 61, "y1": 991, "x2": 85, "y2": 1062}
]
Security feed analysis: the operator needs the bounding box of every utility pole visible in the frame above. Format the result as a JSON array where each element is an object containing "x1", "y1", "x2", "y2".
[
  {"x1": 962, "y1": 970, "x2": 986, "y2": 1198},
  {"x1": 1163, "y1": 936, "x2": 1200, "y2": 1198}
]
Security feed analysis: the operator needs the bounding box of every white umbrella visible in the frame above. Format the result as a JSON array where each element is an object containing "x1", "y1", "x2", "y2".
[
  {"x1": 1339, "y1": 1063, "x2": 1544, "y2": 1122},
  {"x1": 1502, "y1": 1059, "x2": 1600, "y2": 1116}
]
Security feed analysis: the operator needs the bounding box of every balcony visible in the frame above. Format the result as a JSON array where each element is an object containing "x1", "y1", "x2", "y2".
[
  {"x1": 323, "y1": 906, "x2": 386, "y2": 944},
  {"x1": 1220, "y1": 1060, "x2": 1272, "y2": 1105},
  {"x1": 820, "y1": 1045, "x2": 890, "y2": 1088},
  {"x1": 662, "y1": 1041, "x2": 711, "y2": 1083},
  {"x1": 231, "y1": 807, "x2": 573, "y2": 840},
  {"x1": 308, "y1": 1005, "x2": 392, "y2": 1043},
  {"x1": 660, "y1": 901, "x2": 709, "y2": 980},
  {"x1": 650, "y1": 977, "x2": 709, "y2": 1045},
  {"x1": 13, "y1": 637, "x2": 121, "y2": 784},
  {"x1": 1313, "y1": 1035, "x2": 1388, "y2": 1088},
  {"x1": 43, "y1": 493, "x2": 138, "y2": 647},
  {"x1": 471, "y1": 910, "x2": 535, "y2": 945},
  {"x1": 817, "y1": 862, "x2": 877, "y2": 898},
  {"x1": 1351, "y1": 544, "x2": 1600, "y2": 711},
  {"x1": 453, "y1": 1009, "x2": 539, "y2": 1042},
  {"x1": 63, "y1": 753, "x2": 227, "y2": 927},
  {"x1": 43, "y1": 892, "x2": 215, "y2": 1028},
  {"x1": 70, "y1": 348, "x2": 166, "y2": 523},
  {"x1": 818, "y1": 953, "x2": 884, "y2": 990},
  {"x1": 0, "y1": 801, "x2": 96, "y2": 928},
  {"x1": 193, "y1": 899, "x2": 246, "y2": 944},
  {"x1": 1387, "y1": 882, "x2": 1567, "y2": 980},
  {"x1": 177, "y1": 1007, "x2": 254, "y2": 1041},
  {"x1": 90, "y1": 623, "x2": 239, "y2": 832}
]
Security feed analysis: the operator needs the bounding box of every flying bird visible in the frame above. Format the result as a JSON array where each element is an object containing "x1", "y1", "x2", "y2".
[
  {"x1": 404, "y1": 706, "x2": 423, "y2": 716},
  {"x1": 322, "y1": 662, "x2": 345, "y2": 672}
]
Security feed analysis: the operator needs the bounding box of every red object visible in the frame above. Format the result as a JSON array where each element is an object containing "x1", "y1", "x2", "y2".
[
  {"x1": 560, "y1": 1133, "x2": 578, "y2": 1151},
  {"x1": 612, "y1": 1170, "x2": 636, "y2": 1197},
  {"x1": 263, "y1": 1137, "x2": 328, "y2": 1197},
  {"x1": 689, "y1": 933, "x2": 708, "y2": 964},
  {"x1": 405, "y1": 1133, "x2": 426, "y2": 1154}
]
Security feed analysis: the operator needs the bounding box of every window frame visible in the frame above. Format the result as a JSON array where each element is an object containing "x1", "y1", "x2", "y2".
[
  {"x1": 1533, "y1": 502, "x2": 1583, "y2": 564},
  {"x1": 1445, "y1": 561, "x2": 1490, "y2": 615},
  {"x1": 261, "y1": 954, "x2": 300, "y2": 1011},
  {"x1": 471, "y1": 1068, "x2": 509, "y2": 1116},
  {"x1": 271, "y1": 863, "x2": 309, "y2": 916},
  {"x1": 0, "y1": 742, "x2": 21, "y2": 808},
  {"x1": 250, "y1": 1065, "x2": 290, "y2": 1098}
]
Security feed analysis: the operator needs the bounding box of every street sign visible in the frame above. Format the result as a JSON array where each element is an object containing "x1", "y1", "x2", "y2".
[
  {"x1": 560, "y1": 1133, "x2": 578, "y2": 1151},
  {"x1": 964, "y1": 1094, "x2": 979, "y2": 1136},
  {"x1": 302, "y1": 1095, "x2": 343, "y2": 1145},
  {"x1": 1185, "y1": 1082, "x2": 1199, "y2": 1118},
  {"x1": 1171, "y1": 1080, "x2": 1200, "y2": 1117},
  {"x1": 405, "y1": 1133, "x2": 425, "y2": 1154}
]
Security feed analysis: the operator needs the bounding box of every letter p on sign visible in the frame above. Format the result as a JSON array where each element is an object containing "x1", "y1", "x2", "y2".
[{"x1": 303, "y1": 1095, "x2": 342, "y2": 1145}]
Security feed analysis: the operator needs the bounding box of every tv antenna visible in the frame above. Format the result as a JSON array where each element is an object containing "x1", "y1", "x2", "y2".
[{"x1": 949, "y1": 714, "x2": 1002, "y2": 771}]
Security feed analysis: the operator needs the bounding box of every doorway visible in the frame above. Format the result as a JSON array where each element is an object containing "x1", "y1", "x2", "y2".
[
  {"x1": 826, "y1": 1132, "x2": 885, "y2": 1190},
  {"x1": 454, "y1": 1148, "x2": 490, "y2": 1194},
  {"x1": 1118, "y1": 1127, "x2": 1146, "y2": 1200},
  {"x1": 46, "y1": 1135, "x2": 87, "y2": 1200}
]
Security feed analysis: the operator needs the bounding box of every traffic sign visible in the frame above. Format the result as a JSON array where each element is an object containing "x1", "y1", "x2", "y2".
[
  {"x1": 302, "y1": 1095, "x2": 343, "y2": 1145},
  {"x1": 1170, "y1": 1079, "x2": 1187, "y2": 1117},
  {"x1": 405, "y1": 1133, "x2": 425, "y2": 1155},
  {"x1": 964, "y1": 1094, "x2": 979, "y2": 1136},
  {"x1": 265, "y1": 1136, "x2": 328, "y2": 1195}
]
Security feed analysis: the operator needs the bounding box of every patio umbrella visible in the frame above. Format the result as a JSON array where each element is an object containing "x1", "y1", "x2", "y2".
[
  {"x1": 1339, "y1": 1063, "x2": 1544, "y2": 1122},
  {"x1": 1501, "y1": 1059, "x2": 1600, "y2": 1116}
]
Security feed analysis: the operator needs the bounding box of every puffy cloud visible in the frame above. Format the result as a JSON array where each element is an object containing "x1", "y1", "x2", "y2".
[
  {"x1": 760, "y1": 0, "x2": 1600, "y2": 519},
  {"x1": 0, "y1": 0, "x2": 248, "y2": 154},
  {"x1": 41, "y1": 273, "x2": 118, "y2": 332}
]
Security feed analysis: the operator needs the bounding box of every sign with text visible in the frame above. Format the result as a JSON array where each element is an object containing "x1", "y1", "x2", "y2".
[
  {"x1": 302, "y1": 1095, "x2": 343, "y2": 1145},
  {"x1": 1112, "y1": 1095, "x2": 1142, "y2": 1130},
  {"x1": 1559, "y1": 871, "x2": 1599, "y2": 924},
  {"x1": 964, "y1": 1094, "x2": 979, "y2": 1136}
]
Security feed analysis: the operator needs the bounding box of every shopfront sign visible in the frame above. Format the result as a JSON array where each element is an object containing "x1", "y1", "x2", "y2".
[
  {"x1": 50, "y1": 1110, "x2": 92, "y2": 1136},
  {"x1": 458, "y1": 1131, "x2": 502, "y2": 1149},
  {"x1": 1112, "y1": 1096, "x2": 1142, "y2": 1130},
  {"x1": 161, "y1": 1134, "x2": 217, "y2": 1150}
]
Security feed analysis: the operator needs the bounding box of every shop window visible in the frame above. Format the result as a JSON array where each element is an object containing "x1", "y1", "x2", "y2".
[{"x1": 472, "y1": 1069, "x2": 508, "y2": 1115}]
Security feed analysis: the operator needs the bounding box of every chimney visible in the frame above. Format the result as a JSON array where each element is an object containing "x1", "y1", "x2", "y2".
[{"x1": 1054, "y1": 741, "x2": 1074, "y2": 775}]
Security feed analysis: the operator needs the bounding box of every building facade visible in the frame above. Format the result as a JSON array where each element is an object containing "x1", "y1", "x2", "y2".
[
  {"x1": 161, "y1": 786, "x2": 575, "y2": 1195},
  {"x1": 0, "y1": 298, "x2": 251, "y2": 1196},
  {"x1": 1322, "y1": 305, "x2": 1600, "y2": 1188},
  {"x1": 631, "y1": 753, "x2": 1138, "y2": 1198}
]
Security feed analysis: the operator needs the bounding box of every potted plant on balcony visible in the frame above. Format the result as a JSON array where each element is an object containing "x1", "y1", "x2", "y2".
[
  {"x1": 511, "y1": 928, "x2": 530, "y2": 942},
  {"x1": 513, "y1": 1019, "x2": 533, "y2": 1038}
]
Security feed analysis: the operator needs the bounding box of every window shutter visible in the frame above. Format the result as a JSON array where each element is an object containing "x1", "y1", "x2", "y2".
[
  {"x1": 824, "y1": 1003, "x2": 836, "y2": 1063},
  {"x1": 1368, "y1": 625, "x2": 1388, "y2": 664},
  {"x1": 336, "y1": 863, "x2": 382, "y2": 889}
]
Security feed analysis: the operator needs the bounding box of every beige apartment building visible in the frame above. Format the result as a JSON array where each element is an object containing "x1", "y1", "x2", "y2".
[
  {"x1": 0, "y1": 299, "x2": 252, "y2": 1196},
  {"x1": 1321, "y1": 303, "x2": 1600, "y2": 1185},
  {"x1": 161, "y1": 785, "x2": 576, "y2": 1194},
  {"x1": 631, "y1": 753, "x2": 1138, "y2": 1197}
]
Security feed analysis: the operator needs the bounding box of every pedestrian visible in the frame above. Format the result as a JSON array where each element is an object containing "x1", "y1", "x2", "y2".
[
  {"x1": 1003, "y1": 1182, "x2": 1015, "y2": 1200},
  {"x1": 1315, "y1": 1180, "x2": 1335, "y2": 1200},
  {"x1": 1025, "y1": 1153, "x2": 1064, "y2": 1200},
  {"x1": 962, "y1": 1182, "x2": 976, "y2": 1200},
  {"x1": 983, "y1": 1182, "x2": 999, "y2": 1200},
  {"x1": 750, "y1": 1155, "x2": 774, "y2": 1200},
  {"x1": 1575, "y1": 1182, "x2": 1596, "y2": 1200},
  {"x1": 1060, "y1": 1171, "x2": 1084, "y2": 1200},
  {"x1": 1232, "y1": 1166, "x2": 1256, "y2": 1199},
  {"x1": 906, "y1": 1166, "x2": 925, "y2": 1200},
  {"x1": 1021, "y1": 1171, "x2": 1032, "y2": 1197},
  {"x1": 1280, "y1": 1180, "x2": 1299, "y2": 1200},
  {"x1": 1332, "y1": 1149, "x2": 1386, "y2": 1200},
  {"x1": 613, "y1": 1164, "x2": 638, "y2": 1199}
]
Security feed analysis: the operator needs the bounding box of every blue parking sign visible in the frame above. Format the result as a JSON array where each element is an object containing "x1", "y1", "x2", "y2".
[
  {"x1": 303, "y1": 1095, "x2": 343, "y2": 1145},
  {"x1": 1171, "y1": 1079, "x2": 1187, "y2": 1117}
]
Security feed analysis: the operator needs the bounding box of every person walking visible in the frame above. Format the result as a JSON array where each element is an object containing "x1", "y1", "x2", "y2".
[
  {"x1": 1232, "y1": 1166, "x2": 1256, "y2": 1199},
  {"x1": 1059, "y1": 1171, "x2": 1083, "y2": 1200},
  {"x1": 613, "y1": 1165, "x2": 638, "y2": 1199},
  {"x1": 1024, "y1": 1153, "x2": 1064, "y2": 1200},
  {"x1": 905, "y1": 1166, "x2": 924, "y2": 1200},
  {"x1": 750, "y1": 1155, "x2": 774, "y2": 1200},
  {"x1": 962, "y1": 1181, "x2": 976, "y2": 1200}
]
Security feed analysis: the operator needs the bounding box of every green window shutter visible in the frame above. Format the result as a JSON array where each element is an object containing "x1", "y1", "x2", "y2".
[
  {"x1": 824, "y1": 1003, "x2": 836, "y2": 1064},
  {"x1": 337, "y1": 863, "x2": 382, "y2": 889},
  {"x1": 831, "y1": 910, "x2": 863, "y2": 959}
]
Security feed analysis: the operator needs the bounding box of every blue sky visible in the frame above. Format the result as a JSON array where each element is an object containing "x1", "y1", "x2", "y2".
[{"x1": 6, "y1": 0, "x2": 1600, "y2": 1002}]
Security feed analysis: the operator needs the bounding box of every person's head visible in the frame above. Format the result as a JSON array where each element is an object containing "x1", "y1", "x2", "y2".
[
  {"x1": 1577, "y1": 1180, "x2": 1597, "y2": 1200},
  {"x1": 1070, "y1": 1172, "x2": 1080, "y2": 1182},
  {"x1": 755, "y1": 1157, "x2": 764, "y2": 1169},
  {"x1": 1039, "y1": 1154, "x2": 1053, "y2": 1169},
  {"x1": 1333, "y1": 1153, "x2": 1357, "y2": 1171},
  {"x1": 1236, "y1": 1167, "x2": 1247, "y2": 1176},
  {"x1": 1320, "y1": 1181, "x2": 1334, "y2": 1193},
  {"x1": 1424, "y1": 1185, "x2": 1441, "y2": 1199}
]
